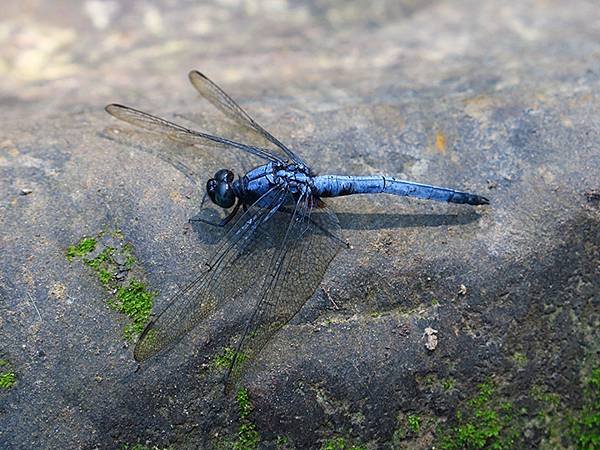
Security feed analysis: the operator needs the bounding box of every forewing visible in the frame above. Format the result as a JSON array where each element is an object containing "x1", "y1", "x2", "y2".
[
  {"x1": 105, "y1": 104, "x2": 279, "y2": 162},
  {"x1": 188, "y1": 70, "x2": 306, "y2": 165},
  {"x1": 134, "y1": 186, "x2": 289, "y2": 361},
  {"x1": 225, "y1": 194, "x2": 343, "y2": 391}
]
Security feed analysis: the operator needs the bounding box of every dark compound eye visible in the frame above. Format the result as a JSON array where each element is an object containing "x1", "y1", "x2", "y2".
[
  {"x1": 206, "y1": 178, "x2": 218, "y2": 203},
  {"x1": 206, "y1": 171, "x2": 236, "y2": 208},
  {"x1": 214, "y1": 169, "x2": 234, "y2": 183},
  {"x1": 214, "y1": 182, "x2": 236, "y2": 208}
]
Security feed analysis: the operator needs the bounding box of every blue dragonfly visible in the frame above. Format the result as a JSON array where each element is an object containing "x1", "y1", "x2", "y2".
[{"x1": 106, "y1": 71, "x2": 489, "y2": 390}]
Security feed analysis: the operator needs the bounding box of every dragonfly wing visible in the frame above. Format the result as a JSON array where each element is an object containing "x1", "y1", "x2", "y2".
[
  {"x1": 188, "y1": 70, "x2": 306, "y2": 165},
  {"x1": 105, "y1": 103, "x2": 280, "y2": 162},
  {"x1": 224, "y1": 192, "x2": 343, "y2": 392},
  {"x1": 134, "y1": 186, "x2": 289, "y2": 361}
]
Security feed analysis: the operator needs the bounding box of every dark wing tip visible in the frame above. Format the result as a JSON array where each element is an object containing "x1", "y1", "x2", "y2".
[
  {"x1": 188, "y1": 70, "x2": 207, "y2": 83},
  {"x1": 133, "y1": 321, "x2": 160, "y2": 362},
  {"x1": 132, "y1": 349, "x2": 145, "y2": 363},
  {"x1": 105, "y1": 103, "x2": 124, "y2": 115}
]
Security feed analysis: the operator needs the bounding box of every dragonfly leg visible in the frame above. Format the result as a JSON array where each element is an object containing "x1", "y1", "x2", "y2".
[
  {"x1": 189, "y1": 200, "x2": 241, "y2": 227},
  {"x1": 188, "y1": 216, "x2": 224, "y2": 227},
  {"x1": 220, "y1": 200, "x2": 241, "y2": 226}
]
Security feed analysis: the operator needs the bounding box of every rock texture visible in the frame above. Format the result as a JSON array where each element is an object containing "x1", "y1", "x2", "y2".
[{"x1": 1, "y1": 0, "x2": 599, "y2": 448}]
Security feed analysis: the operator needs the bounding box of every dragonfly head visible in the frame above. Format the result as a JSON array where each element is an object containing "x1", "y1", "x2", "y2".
[{"x1": 206, "y1": 169, "x2": 236, "y2": 208}]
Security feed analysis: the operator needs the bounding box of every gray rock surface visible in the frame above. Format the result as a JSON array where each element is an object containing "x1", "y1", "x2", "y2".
[{"x1": 1, "y1": 0, "x2": 599, "y2": 448}]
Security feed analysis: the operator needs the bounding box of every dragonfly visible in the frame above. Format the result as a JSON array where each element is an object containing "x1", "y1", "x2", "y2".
[{"x1": 105, "y1": 70, "x2": 489, "y2": 391}]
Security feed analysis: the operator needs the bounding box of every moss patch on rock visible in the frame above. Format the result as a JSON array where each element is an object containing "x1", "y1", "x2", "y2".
[
  {"x1": 66, "y1": 229, "x2": 155, "y2": 340},
  {"x1": 0, "y1": 359, "x2": 16, "y2": 390}
]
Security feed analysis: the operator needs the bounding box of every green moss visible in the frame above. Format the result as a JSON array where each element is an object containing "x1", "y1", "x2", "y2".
[
  {"x1": 0, "y1": 370, "x2": 16, "y2": 389},
  {"x1": 236, "y1": 423, "x2": 260, "y2": 450},
  {"x1": 423, "y1": 366, "x2": 600, "y2": 449},
  {"x1": 213, "y1": 347, "x2": 247, "y2": 371},
  {"x1": 66, "y1": 237, "x2": 96, "y2": 261},
  {"x1": 442, "y1": 377, "x2": 456, "y2": 391},
  {"x1": 66, "y1": 230, "x2": 154, "y2": 340},
  {"x1": 321, "y1": 437, "x2": 346, "y2": 450},
  {"x1": 421, "y1": 374, "x2": 437, "y2": 386},
  {"x1": 275, "y1": 435, "x2": 290, "y2": 448},
  {"x1": 83, "y1": 246, "x2": 117, "y2": 285},
  {"x1": 511, "y1": 352, "x2": 528, "y2": 368},
  {"x1": 121, "y1": 444, "x2": 171, "y2": 450},
  {"x1": 214, "y1": 347, "x2": 236, "y2": 370},
  {"x1": 237, "y1": 387, "x2": 253, "y2": 420},
  {"x1": 531, "y1": 384, "x2": 560, "y2": 407},
  {"x1": 393, "y1": 411, "x2": 427, "y2": 444},
  {"x1": 437, "y1": 381, "x2": 518, "y2": 449},
  {"x1": 234, "y1": 388, "x2": 260, "y2": 450},
  {"x1": 122, "y1": 243, "x2": 136, "y2": 270},
  {"x1": 0, "y1": 359, "x2": 16, "y2": 389},
  {"x1": 86, "y1": 246, "x2": 113, "y2": 267},
  {"x1": 407, "y1": 414, "x2": 421, "y2": 434},
  {"x1": 111, "y1": 280, "x2": 155, "y2": 339},
  {"x1": 437, "y1": 368, "x2": 600, "y2": 450},
  {"x1": 320, "y1": 437, "x2": 366, "y2": 450},
  {"x1": 569, "y1": 368, "x2": 600, "y2": 449},
  {"x1": 97, "y1": 267, "x2": 113, "y2": 285}
]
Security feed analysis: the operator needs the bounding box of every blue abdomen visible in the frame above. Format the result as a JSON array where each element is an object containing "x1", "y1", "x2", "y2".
[{"x1": 313, "y1": 175, "x2": 489, "y2": 205}]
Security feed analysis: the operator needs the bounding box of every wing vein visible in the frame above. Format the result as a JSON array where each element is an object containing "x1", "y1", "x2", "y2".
[{"x1": 105, "y1": 103, "x2": 280, "y2": 162}]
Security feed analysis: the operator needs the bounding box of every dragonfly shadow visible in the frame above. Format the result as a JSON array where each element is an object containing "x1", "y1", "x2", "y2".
[
  {"x1": 336, "y1": 210, "x2": 483, "y2": 230},
  {"x1": 189, "y1": 208, "x2": 484, "y2": 246},
  {"x1": 188, "y1": 207, "x2": 231, "y2": 245}
]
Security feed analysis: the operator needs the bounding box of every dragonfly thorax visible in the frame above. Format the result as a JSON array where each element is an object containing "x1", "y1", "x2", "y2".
[{"x1": 270, "y1": 162, "x2": 314, "y2": 195}]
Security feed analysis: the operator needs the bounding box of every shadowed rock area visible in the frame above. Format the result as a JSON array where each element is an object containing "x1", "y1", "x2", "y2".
[{"x1": 1, "y1": 0, "x2": 599, "y2": 448}]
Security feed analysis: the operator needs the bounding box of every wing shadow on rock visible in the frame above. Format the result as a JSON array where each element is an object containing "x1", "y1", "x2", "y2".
[{"x1": 189, "y1": 208, "x2": 484, "y2": 245}]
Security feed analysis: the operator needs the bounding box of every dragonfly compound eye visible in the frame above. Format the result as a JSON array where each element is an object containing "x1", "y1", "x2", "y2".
[
  {"x1": 214, "y1": 168, "x2": 234, "y2": 183},
  {"x1": 206, "y1": 178, "x2": 218, "y2": 203},
  {"x1": 206, "y1": 176, "x2": 235, "y2": 208},
  {"x1": 214, "y1": 182, "x2": 236, "y2": 208}
]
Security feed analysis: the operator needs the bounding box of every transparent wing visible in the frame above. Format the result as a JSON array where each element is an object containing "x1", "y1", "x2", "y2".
[
  {"x1": 100, "y1": 125, "x2": 201, "y2": 185},
  {"x1": 225, "y1": 193, "x2": 343, "y2": 392},
  {"x1": 105, "y1": 103, "x2": 281, "y2": 163},
  {"x1": 134, "y1": 186, "x2": 289, "y2": 361},
  {"x1": 188, "y1": 70, "x2": 306, "y2": 165}
]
